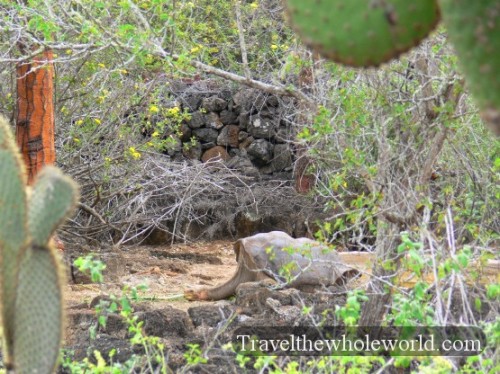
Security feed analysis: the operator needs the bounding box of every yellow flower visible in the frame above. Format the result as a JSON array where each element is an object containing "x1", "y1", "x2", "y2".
[
  {"x1": 94, "y1": 118, "x2": 101, "y2": 125},
  {"x1": 75, "y1": 119, "x2": 83, "y2": 126},
  {"x1": 98, "y1": 63, "x2": 106, "y2": 68},
  {"x1": 128, "y1": 147, "x2": 141, "y2": 159},
  {"x1": 152, "y1": 131, "x2": 160, "y2": 137},
  {"x1": 149, "y1": 105, "x2": 159, "y2": 113},
  {"x1": 147, "y1": 141, "x2": 154, "y2": 147},
  {"x1": 271, "y1": 44, "x2": 278, "y2": 50},
  {"x1": 250, "y1": 2, "x2": 258, "y2": 10},
  {"x1": 167, "y1": 107, "x2": 180, "y2": 116},
  {"x1": 73, "y1": 137, "x2": 80, "y2": 143},
  {"x1": 65, "y1": 49, "x2": 73, "y2": 55},
  {"x1": 190, "y1": 46, "x2": 200, "y2": 54}
]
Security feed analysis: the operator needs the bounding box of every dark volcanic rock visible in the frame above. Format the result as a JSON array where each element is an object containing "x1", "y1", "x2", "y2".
[
  {"x1": 193, "y1": 128, "x2": 218, "y2": 144},
  {"x1": 226, "y1": 156, "x2": 259, "y2": 177},
  {"x1": 271, "y1": 144, "x2": 293, "y2": 172},
  {"x1": 135, "y1": 307, "x2": 192, "y2": 339},
  {"x1": 188, "y1": 304, "x2": 234, "y2": 328},
  {"x1": 183, "y1": 141, "x2": 202, "y2": 160},
  {"x1": 248, "y1": 115, "x2": 277, "y2": 139},
  {"x1": 247, "y1": 139, "x2": 274, "y2": 165},
  {"x1": 219, "y1": 109, "x2": 238, "y2": 125},
  {"x1": 188, "y1": 111, "x2": 206, "y2": 129},
  {"x1": 206, "y1": 112, "x2": 224, "y2": 130},
  {"x1": 217, "y1": 125, "x2": 239, "y2": 147},
  {"x1": 201, "y1": 96, "x2": 227, "y2": 112},
  {"x1": 238, "y1": 111, "x2": 250, "y2": 130},
  {"x1": 165, "y1": 135, "x2": 182, "y2": 156},
  {"x1": 179, "y1": 123, "x2": 192, "y2": 142}
]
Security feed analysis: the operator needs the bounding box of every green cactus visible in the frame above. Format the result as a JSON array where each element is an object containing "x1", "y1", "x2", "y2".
[
  {"x1": 0, "y1": 116, "x2": 79, "y2": 372},
  {"x1": 284, "y1": 0, "x2": 499, "y2": 134},
  {"x1": 0, "y1": 116, "x2": 28, "y2": 366},
  {"x1": 284, "y1": 0, "x2": 441, "y2": 67},
  {"x1": 28, "y1": 166, "x2": 80, "y2": 247},
  {"x1": 438, "y1": 0, "x2": 500, "y2": 136}
]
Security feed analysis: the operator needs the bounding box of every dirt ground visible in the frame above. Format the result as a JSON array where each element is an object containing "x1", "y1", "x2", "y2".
[{"x1": 65, "y1": 241, "x2": 238, "y2": 312}]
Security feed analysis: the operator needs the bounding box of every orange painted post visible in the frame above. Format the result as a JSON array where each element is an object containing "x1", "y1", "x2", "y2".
[{"x1": 16, "y1": 49, "x2": 56, "y2": 185}]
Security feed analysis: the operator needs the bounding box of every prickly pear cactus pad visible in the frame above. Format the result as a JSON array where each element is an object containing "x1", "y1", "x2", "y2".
[
  {"x1": 439, "y1": 0, "x2": 500, "y2": 136},
  {"x1": 14, "y1": 245, "x2": 65, "y2": 374},
  {"x1": 0, "y1": 116, "x2": 80, "y2": 372},
  {"x1": 284, "y1": 0, "x2": 441, "y2": 67},
  {"x1": 0, "y1": 117, "x2": 28, "y2": 361},
  {"x1": 28, "y1": 166, "x2": 80, "y2": 247}
]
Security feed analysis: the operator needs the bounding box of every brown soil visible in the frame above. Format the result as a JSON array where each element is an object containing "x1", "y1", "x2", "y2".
[{"x1": 65, "y1": 241, "x2": 237, "y2": 312}]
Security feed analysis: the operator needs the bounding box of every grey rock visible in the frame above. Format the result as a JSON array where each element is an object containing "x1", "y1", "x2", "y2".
[
  {"x1": 275, "y1": 126, "x2": 290, "y2": 143},
  {"x1": 266, "y1": 95, "x2": 279, "y2": 107},
  {"x1": 178, "y1": 93, "x2": 207, "y2": 111},
  {"x1": 188, "y1": 111, "x2": 206, "y2": 129},
  {"x1": 247, "y1": 139, "x2": 274, "y2": 165},
  {"x1": 226, "y1": 156, "x2": 260, "y2": 177},
  {"x1": 179, "y1": 122, "x2": 192, "y2": 142},
  {"x1": 219, "y1": 109, "x2": 238, "y2": 125},
  {"x1": 201, "y1": 96, "x2": 227, "y2": 112},
  {"x1": 182, "y1": 142, "x2": 202, "y2": 160},
  {"x1": 238, "y1": 111, "x2": 250, "y2": 130},
  {"x1": 193, "y1": 128, "x2": 218, "y2": 144},
  {"x1": 206, "y1": 112, "x2": 224, "y2": 129},
  {"x1": 217, "y1": 125, "x2": 239, "y2": 147},
  {"x1": 271, "y1": 144, "x2": 293, "y2": 172},
  {"x1": 248, "y1": 115, "x2": 277, "y2": 139},
  {"x1": 238, "y1": 131, "x2": 249, "y2": 142},
  {"x1": 239, "y1": 135, "x2": 254, "y2": 150},
  {"x1": 200, "y1": 141, "x2": 216, "y2": 150},
  {"x1": 165, "y1": 135, "x2": 182, "y2": 156}
]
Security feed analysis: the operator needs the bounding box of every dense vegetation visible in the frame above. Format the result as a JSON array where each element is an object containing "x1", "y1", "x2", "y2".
[{"x1": 0, "y1": 0, "x2": 498, "y2": 373}]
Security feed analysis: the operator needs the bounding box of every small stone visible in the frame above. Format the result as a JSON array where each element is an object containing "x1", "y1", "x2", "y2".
[
  {"x1": 238, "y1": 111, "x2": 251, "y2": 130},
  {"x1": 247, "y1": 139, "x2": 274, "y2": 165},
  {"x1": 188, "y1": 111, "x2": 206, "y2": 129},
  {"x1": 179, "y1": 123, "x2": 192, "y2": 142},
  {"x1": 217, "y1": 125, "x2": 240, "y2": 147},
  {"x1": 239, "y1": 136, "x2": 254, "y2": 149},
  {"x1": 165, "y1": 135, "x2": 182, "y2": 156},
  {"x1": 238, "y1": 131, "x2": 249, "y2": 142},
  {"x1": 201, "y1": 146, "x2": 230, "y2": 163},
  {"x1": 182, "y1": 142, "x2": 202, "y2": 160},
  {"x1": 193, "y1": 128, "x2": 218, "y2": 144},
  {"x1": 206, "y1": 112, "x2": 224, "y2": 129},
  {"x1": 201, "y1": 96, "x2": 227, "y2": 112},
  {"x1": 226, "y1": 156, "x2": 259, "y2": 177},
  {"x1": 219, "y1": 109, "x2": 238, "y2": 125},
  {"x1": 271, "y1": 144, "x2": 293, "y2": 171},
  {"x1": 248, "y1": 115, "x2": 277, "y2": 139}
]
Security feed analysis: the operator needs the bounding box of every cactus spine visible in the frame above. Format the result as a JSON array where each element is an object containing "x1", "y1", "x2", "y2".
[{"x1": 0, "y1": 116, "x2": 79, "y2": 372}]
